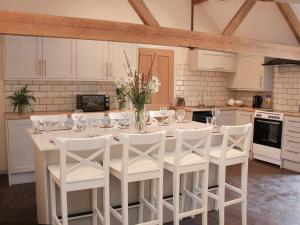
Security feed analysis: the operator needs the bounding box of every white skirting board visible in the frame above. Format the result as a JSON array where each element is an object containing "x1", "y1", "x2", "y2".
[{"x1": 8, "y1": 172, "x2": 35, "y2": 186}]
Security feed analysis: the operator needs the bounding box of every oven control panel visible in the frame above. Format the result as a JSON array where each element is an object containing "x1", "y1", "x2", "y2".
[{"x1": 254, "y1": 110, "x2": 284, "y2": 121}]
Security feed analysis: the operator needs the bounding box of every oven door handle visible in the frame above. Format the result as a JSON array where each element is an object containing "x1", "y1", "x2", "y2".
[{"x1": 255, "y1": 119, "x2": 281, "y2": 125}]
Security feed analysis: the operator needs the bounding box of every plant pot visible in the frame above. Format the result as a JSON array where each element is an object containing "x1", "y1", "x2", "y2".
[
  {"x1": 119, "y1": 101, "x2": 127, "y2": 111},
  {"x1": 18, "y1": 104, "x2": 28, "y2": 114}
]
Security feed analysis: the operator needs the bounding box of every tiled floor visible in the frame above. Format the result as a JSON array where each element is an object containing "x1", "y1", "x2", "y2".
[{"x1": 0, "y1": 160, "x2": 299, "y2": 225}]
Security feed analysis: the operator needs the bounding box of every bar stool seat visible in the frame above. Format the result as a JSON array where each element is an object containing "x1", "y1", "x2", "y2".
[
  {"x1": 155, "y1": 152, "x2": 205, "y2": 168},
  {"x1": 110, "y1": 157, "x2": 160, "y2": 176},
  {"x1": 210, "y1": 147, "x2": 247, "y2": 160},
  {"x1": 48, "y1": 162, "x2": 105, "y2": 184}
]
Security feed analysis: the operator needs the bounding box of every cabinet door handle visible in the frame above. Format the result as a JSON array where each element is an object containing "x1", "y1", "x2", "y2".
[
  {"x1": 39, "y1": 60, "x2": 42, "y2": 76},
  {"x1": 110, "y1": 63, "x2": 112, "y2": 76},
  {"x1": 43, "y1": 60, "x2": 47, "y2": 76}
]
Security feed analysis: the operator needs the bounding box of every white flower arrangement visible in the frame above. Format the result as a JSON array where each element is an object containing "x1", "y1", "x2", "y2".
[{"x1": 116, "y1": 51, "x2": 161, "y2": 110}]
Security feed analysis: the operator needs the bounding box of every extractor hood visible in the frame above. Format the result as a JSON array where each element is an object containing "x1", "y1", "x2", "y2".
[{"x1": 263, "y1": 58, "x2": 300, "y2": 66}]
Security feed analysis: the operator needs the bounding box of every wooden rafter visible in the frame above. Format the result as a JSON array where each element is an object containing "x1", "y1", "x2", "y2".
[
  {"x1": 1, "y1": 11, "x2": 300, "y2": 59},
  {"x1": 276, "y1": 2, "x2": 300, "y2": 44},
  {"x1": 128, "y1": 0, "x2": 159, "y2": 27},
  {"x1": 222, "y1": 0, "x2": 257, "y2": 36},
  {"x1": 192, "y1": 0, "x2": 208, "y2": 5}
]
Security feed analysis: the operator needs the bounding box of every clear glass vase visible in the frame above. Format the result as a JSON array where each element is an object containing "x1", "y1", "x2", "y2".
[{"x1": 134, "y1": 104, "x2": 146, "y2": 132}]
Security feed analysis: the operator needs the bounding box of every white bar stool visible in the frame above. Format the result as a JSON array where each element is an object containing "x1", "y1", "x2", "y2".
[
  {"x1": 110, "y1": 131, "x2": 166, "y2": 225},
  {"x1": 48, "y1": 135, "x2": 112, "y2": 225},
  {"x1": 208, "y1": 124, "x2": 252, "y2": 225},
  {"x1": 160, "y1": 128, "x2": 212, "y2": 225}
]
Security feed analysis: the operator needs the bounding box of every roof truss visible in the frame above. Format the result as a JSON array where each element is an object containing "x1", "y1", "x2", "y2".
[{"x1": 128, "y1": 0, "x2": 159, "y2": 27}]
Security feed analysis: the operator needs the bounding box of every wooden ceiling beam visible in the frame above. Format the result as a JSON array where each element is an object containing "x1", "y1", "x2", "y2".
[
  {"x1": 192, "y1": 0, "x2": 208, "y2": 5},
  {"x1": 128, "y1": 0, "x2": 159, "y2": 27},
  {"x1": 276, "y1": 2, "x2": 300, "y2": 44},
  {"x1": 222, "y1": 0, "x2": 257, "y2": 36},
  {"x1": 1, "y1": 11, "x2": 300, "y2": 59}
]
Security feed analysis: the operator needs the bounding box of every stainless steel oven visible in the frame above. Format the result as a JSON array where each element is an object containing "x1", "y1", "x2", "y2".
[{"x1": 253, "y1": 111, "x2": 284, "y2": 165}]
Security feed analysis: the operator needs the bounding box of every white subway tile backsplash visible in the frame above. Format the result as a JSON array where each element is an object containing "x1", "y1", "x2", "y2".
[{"x1": 4, "y1": 80, "x2": 118, "y2": 112}]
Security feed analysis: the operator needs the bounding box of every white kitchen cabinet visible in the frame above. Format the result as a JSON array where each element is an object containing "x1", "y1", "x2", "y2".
[
  {"x1": 236, "y1": 110, "x2": 254, "y2": 157},
  {"x1": 6, "y1": 119, "x2": 35, "y2": 185},
  {"x1": 108, "y1": 42, "x2": 137, "y2": 81},
  {"x1": 4, "y1": 35, "x2": 42, "y2": 80},
  {"x1": 236, "y1": 110, "x2": 253, "y2": 125},
  {"x1": 227, "y1": 54, "x2": 273, "y2": 91},
  {"x1": 4, "y1": 35, "x2": 76, "y2": 80},
  {"x1": 42, "y1": 37, "x2": 76, "y2": 79},
  {"x1": 189, "y1": 49, "x2": 237, "y2": 72},
  {"x1": 76, "y1": 40, "x2": 109, "y2": 81},
  {"x1": 282, "y1": 116, "x2": 300, "y2": 172},
  {"x1": 216, "y1": 110, "x2": 235, "y2": 126}
]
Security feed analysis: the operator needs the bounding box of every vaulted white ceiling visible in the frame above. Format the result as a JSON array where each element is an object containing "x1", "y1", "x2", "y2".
[{"x1": 194, "y1": 0, "x2": 300, "y2": 46}]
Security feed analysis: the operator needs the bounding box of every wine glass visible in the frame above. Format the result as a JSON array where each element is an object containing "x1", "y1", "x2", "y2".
[
  {"x1": 160, "y1": 107, "x2": 168, "y2": 123},
  {"x1": 212, "y1": 107, "x2": 220, "y2": 118},
  {"x1": 74, "y1": 109, "x2": 84, "y2": 131},
  {"x1": 176, "y1": 109, "x2": 185, "y2": 122}
]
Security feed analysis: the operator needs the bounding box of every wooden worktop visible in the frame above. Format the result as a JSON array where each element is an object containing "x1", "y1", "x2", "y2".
[
  {"x1": 3, "y1": 109, "x2": 125, "y2": 120},
  {"x1": 4, "y1": 106, "x2": 300, "y2": 120}
]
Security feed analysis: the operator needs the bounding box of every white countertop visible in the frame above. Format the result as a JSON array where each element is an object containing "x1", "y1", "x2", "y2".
[{"x1": 29, "y1": 121, "x2": 212, "y2": 152}]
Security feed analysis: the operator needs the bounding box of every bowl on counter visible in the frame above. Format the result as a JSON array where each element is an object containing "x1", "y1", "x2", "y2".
[{"x1": 235, "y1": 100, "x2": 243, "y2": 107}]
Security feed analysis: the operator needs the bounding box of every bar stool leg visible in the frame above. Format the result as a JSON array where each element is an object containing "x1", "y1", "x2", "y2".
[
  {"x1": 60, "y1": 186, "x2": 68, "y2": 225},
  {"x1": 157, "y1": 177, "x2": 164, "y2": 225},
  {"x1": 241, "y1": 162, "x2": 248, "y2": 225},
  {"x1": 138, "y1": 181, "x2": 145, "y2": 223},
  {"x1": 180, "y1": 173, "x2": 187, "y2": 214},
  {"x1": 192, "y1": 171, "x2": 200, "y2": 212},
  {"x1": 201, "y1": 169, "x2": 209, "y2": 225},
  {"x1": 150, "y1": 179, "x2": 157, "y2": 220},
  {"x1": 173, "y1": 172, "x2": 180, "y2": 225},
  {"x1": 104, "y1": 181, "x2": 110, "y2": 225},
  {"x1": 121, "y1": 178, "x2": 129, "y2": 225},
  {"x1": 218, "y1": 166, "x2": 226, "y2": 225},
  {"x1": 50, "y1": 178, "x2": 57, "y2": 225},
  {"x1": 92, "y1": 188, "x2": 97, "y2": 225}
]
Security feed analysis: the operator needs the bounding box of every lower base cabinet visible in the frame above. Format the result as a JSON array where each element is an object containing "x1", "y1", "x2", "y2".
[
  {"x1": 6, "y1": 119, "x2": 35, "y2": 186},
  {"x1": 282, "y1": 116, "x2": 300, "y2": 172}
]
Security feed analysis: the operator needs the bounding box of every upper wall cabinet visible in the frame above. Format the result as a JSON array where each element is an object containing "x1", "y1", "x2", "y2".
[
  {"x1": 108, "y1": 42, "x2": 137, "y2": 81},
  {"x1": 76, "y1": 40, "x2": 109, "y2": 81},
  {"x1": 226, "y1": 54, "x2": 273, "y2": 91},
  {"x1": 4, "y1": 35, "x2": 42, "y2": 80},
  {"x1": 4, "y1": 35, "x2": 76, "y2": 80},
  {"x1": 42, "y1": 38, "x2": 76, "y2": 79},
  {"x1": 4, "y1": 35, "x2": 137, "y2": 81},
  {"x1": 189, "y1": 49, "x2": 237, "y2": 72}
]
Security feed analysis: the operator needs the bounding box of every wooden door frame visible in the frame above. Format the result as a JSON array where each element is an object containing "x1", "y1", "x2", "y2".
[{"x1": 138, "y1": 47, "x2": 174, "y2": 110}]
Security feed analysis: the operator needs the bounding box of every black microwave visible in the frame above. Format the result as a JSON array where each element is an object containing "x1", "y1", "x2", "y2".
[{"x1": 76, "y1": 95, "x2": 109, "y2": 112}]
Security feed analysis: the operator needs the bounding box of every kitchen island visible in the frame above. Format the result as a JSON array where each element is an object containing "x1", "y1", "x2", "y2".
[{"x1": 29, "y1": 121, "x2": 222, "y2": 225}]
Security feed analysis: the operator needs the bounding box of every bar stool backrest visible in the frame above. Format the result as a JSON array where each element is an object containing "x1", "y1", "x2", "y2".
[
  {"x1": 119, "y1": 131, "x2": 166, "y2": 175},
  {"x1": 71, "y1": 112, "x2": 105, "y2": 121},
  {"x1": 55, "y1": 135, "x2": 112, "y2": 186},
  {"x1": 30, "y1": 114, "x2": 68, "y2": 124},
  {"x1": 220, "y1": 123, "x2": 252, "y2": 161},
  {"x1": 173, "y1": 128, "x2": 212, "y2": 166}
]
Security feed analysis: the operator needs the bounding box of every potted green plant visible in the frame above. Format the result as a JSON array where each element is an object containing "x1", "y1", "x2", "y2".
[
  {"x1": 115, "y1": 81, "x2": 128, "y2": 111},
  {"x1": 8, "y1": 85, "x2": 36, "y2": 114}
]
